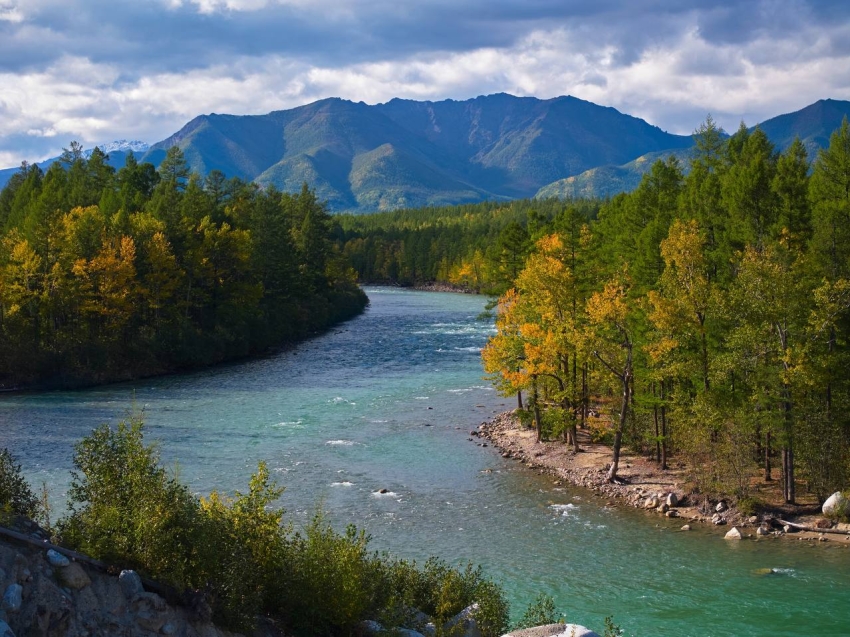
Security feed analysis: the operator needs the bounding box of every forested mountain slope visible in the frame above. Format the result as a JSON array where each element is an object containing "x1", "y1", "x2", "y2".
[
  {"x1": 536, "y1": 99, "x2": 850, "y2": 199},
  {"x1": 137, "y1": 94, "x2": 692, "y2": 212}
]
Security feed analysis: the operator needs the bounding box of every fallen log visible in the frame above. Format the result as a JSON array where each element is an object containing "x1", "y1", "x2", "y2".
[{"x1": 774, "y1": 518, "x2": 850, "y2": 536}]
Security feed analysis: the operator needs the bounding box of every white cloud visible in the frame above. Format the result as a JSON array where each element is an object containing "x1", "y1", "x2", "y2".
[
  {"x1": 0, "y1": 0, "x2": 23, "y2": 22},
  {"x1": 2, "y1": 9, "x2": 850, "y2": 166},
  {"x1": 168, "y1": 0, "x2": 352, "y2": 14}
]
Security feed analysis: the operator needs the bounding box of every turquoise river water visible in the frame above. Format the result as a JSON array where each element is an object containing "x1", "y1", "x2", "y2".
[{"x1": 1, "y1": 287, "x2": 849, "y2": 636}]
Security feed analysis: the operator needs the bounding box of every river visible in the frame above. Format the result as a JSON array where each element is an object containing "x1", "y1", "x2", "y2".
[{"x1": 1, "y1": 287, "x2": 848, "y2": 636}]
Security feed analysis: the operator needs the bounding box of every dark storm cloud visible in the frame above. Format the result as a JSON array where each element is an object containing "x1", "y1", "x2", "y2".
[{"x1": 2, "y1": 0, "x2": 843, "y2": 77}]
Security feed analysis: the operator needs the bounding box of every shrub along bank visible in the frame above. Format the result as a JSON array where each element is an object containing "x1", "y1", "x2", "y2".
[{"x1": 0, "y1": 418, "x2": 509, "y2": 636}]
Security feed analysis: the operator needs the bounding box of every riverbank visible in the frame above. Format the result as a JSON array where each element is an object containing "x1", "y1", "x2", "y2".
[
  {"x1": 0, "y1": 291, "x2": 368, "y2": 393},
  {"x1": 412, "y1": 282, "x2": 477, "y2": 294},
  {"x1": 479, "y1": 411, "x2": 850, "y2": 546}
]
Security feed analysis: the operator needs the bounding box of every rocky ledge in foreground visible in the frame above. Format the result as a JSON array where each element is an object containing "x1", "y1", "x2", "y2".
[{"x1": 0, "y1": 517, "x2": 277, "y2": 637}]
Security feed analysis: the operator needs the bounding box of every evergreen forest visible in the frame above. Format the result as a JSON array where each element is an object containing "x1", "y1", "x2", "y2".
[
  {"x1": 481, "y1": 118, "x2": 850, "y2": 505},
  {"x1": 335, "y1": 198, "x2": 600, "y2": 293},
  {"x1": 340, "y1": 117, "x2": 850, "y2": 506},
  {"x1": 0, "y1": 145, "x2": 367, "y2": 388}
]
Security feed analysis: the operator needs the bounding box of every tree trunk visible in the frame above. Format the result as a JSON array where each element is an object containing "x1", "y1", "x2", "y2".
[
  {"x1": 652, "y1": 382, "x2": 660, "y2": 463},
  {"x1": 764, "y1": 430, "x2": 772, "y2": 481},
  {"x1": 532, "y1": 377, "x2": 542, "y2": 443},
  {"x1": 607, "y1": 372, "x2": 631, "y2": 482},
  {"x1": 517, "y1": 390, "x2": 523, "y2": 410},
  {"x1": 783, "y1": 389, "x2": 795, "y2": 503},
  {"x1": 660, "y1": 379, "x2": 668, "y2": 470},
  {"x1": 581, "y1": 363, "x2": 588, "y2": 429}
]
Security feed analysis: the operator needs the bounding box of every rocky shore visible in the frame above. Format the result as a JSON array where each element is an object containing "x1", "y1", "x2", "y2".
[
  {"x1": 411, "y1": 282, "x2": 476, "y2": 294},
  {"x1": 478, "y1": 411, "x2": 850, "y2": 545},
  {"x1": 0, "y1": 517, "x2": 280, "y2": 637}
]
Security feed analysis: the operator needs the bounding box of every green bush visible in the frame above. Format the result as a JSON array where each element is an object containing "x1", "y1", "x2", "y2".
[
  {"x1": 540, "y1": 408, "x2": 571, "y2": 441},
  {"x1": 195, "y1": 462, "x2": 287, "y2": 628},
  {"x1": 516, "y1": 408, "x2": 534, "y2": 429},
  {"x1": 0, "y1": 448, "x2": 39, "y2": 519},
  {"x1": 513, "y1": 593, "x2": 559, "y2": 630},
  {"x1": 472, "y1": 580, "x2": 510, "y2": 637},
  {"x1": 603, "y1": 616, "x2": 623, "y2": 637},
  {"x1": 736, "y1": 496, "x2": 763, "y2": 517},
  {"x1": 57, "y1": 417, "x2": 201, "y2": 588},
  {"x1": 276, "y1": 514, "x2": 381, "y2": 635}
]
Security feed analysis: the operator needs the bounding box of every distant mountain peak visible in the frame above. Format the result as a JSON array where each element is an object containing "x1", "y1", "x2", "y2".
[{"x1": 83, "y1": 140, "x2": 149, "y2": 157}]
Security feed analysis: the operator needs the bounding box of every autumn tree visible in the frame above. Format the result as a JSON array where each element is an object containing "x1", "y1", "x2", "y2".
[{"x1": 583, "y1": 271, "x2": 636, "y2": 482}]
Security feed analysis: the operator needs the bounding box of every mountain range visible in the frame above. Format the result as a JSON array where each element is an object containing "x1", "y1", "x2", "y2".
[{"x1": 2, "y1": 97, "x2": 849, "y2": 212}]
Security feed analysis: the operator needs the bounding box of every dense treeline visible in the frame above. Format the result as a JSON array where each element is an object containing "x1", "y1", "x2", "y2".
[
  {"x1": 335, "y1": 199, "x2": 601, "y2": 293},
  {"x1": 0, "y1": 144, "x2": 367, "y2": 388},
  {"x1": 483, "y1": 117, "x2": 850, "y2": 506}
]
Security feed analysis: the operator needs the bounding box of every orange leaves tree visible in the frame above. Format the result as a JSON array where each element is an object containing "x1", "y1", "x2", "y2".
[
  {"x1": 483, "y1": 233, "x2": 590, "y2": 448},
  {"x1": 582, "y1": 271, "x2": 636, "y2": 482}
]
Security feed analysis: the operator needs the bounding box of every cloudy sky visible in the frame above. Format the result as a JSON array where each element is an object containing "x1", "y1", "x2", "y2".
[{"x1": 1, "y1": 0, "x2": 849, "y2": 167}]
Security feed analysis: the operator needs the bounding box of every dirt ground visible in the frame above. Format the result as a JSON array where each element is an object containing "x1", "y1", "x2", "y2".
[{"x1": 477, "y1": 411, "x2": 850, "y2": 547}]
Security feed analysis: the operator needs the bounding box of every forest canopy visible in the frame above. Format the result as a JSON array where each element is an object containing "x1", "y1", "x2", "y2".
[{"x1": 0, "y1": 145, "x2": 367, "y2": 388}]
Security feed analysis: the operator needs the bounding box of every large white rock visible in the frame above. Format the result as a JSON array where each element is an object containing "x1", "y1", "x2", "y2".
[
  {"x1": 501, "y1": 624, "x2": 600, "y2": 637},
  {"x1": 555, "y1": 625, "x2": 600, "y2": 637},
  {"x1": 725, "y1": 527, "x2": 742, "y2": 540},
  {"x1": 822, "y1": 491, "x2": 850, "y2": 517}
]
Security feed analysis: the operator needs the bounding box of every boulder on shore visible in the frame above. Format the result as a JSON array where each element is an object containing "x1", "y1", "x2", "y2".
[
  {"x1": 46, "y1": 549, "x2": 69, "y2": 567},
  {"x1": 725, "y1": 527, "x2": 743, "y2": 540},
  {"x1": 119, "y1": 569, "x2": 144, "y2": 599},
  {"x1": 822, "y1": 491, "x2": 850, "y2": 517},
  {"x1": 58, "y1": 562, "x2": 92, "y2": 590}
]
